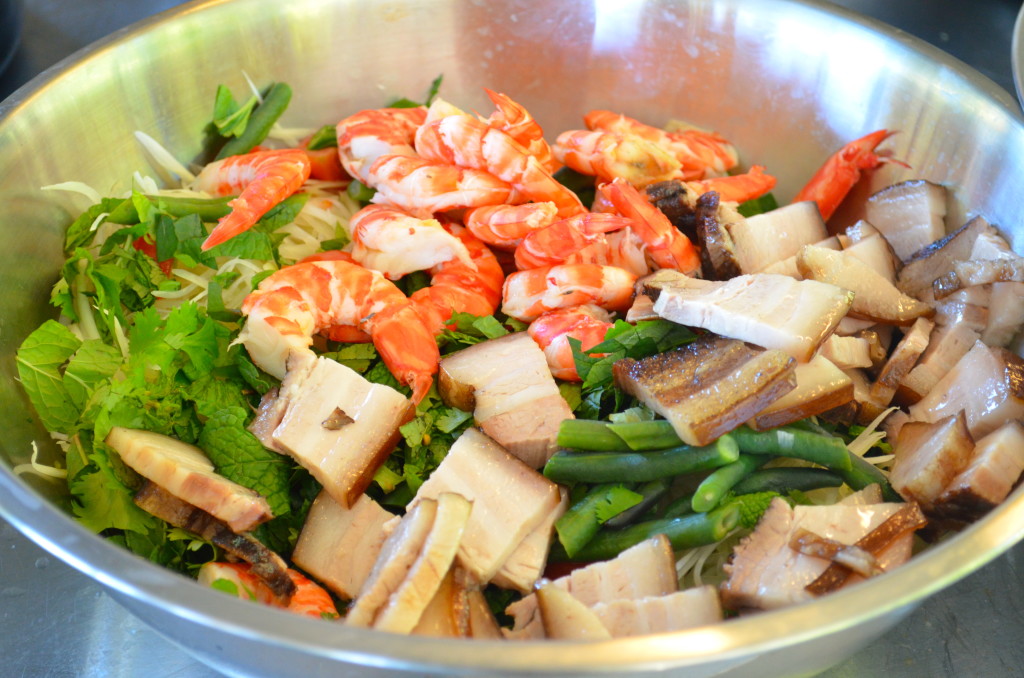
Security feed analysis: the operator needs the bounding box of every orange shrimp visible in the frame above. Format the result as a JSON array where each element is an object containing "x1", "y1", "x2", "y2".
[
  {"x1": 367, "y1": 154, "x2": 513, "y2": 218},
  {"x1": 198, "y1": 562, "x2": 339, "y2": 620},
  {"x1": 599, "y1": 178, "x2": 701, "y2": 275},
  {"x1": 482, "y1": 89, "x2": 558, "y2": 173},
  {"x1": 527, "y1": 304, "x2": 613, "y2": 381},
  {"x1": 792, "y1": 129, "x2": 900, "y2": 221},
  {"x1": 513, "y1": 212, "x2": 633, "y2": 270},
  {"x1": 348, "y1": 204, "x2": 471, "y2": 280},
  {"x1": 552, "y1": 129, "x2": 681, "y2": 188},
  {"x1": 410, "y1": 223, "x2": 505, "y2": 335},
  {"x1": 238, "y1": 259, "x2": 438, "y2": 403},
  {"x1": 563, "y1": 228, "x2": 652, "y2": 277},
  {"x1": 194, "y1": 148, "x2": 312, "y2": 251},
  {"x1": 298, "y1": 133, "x2": 348, "y2": 182},
  {"x1": 687, "y1": 165, "x2": 777, "y2": 203},
  {"x1": 463, "y1": 202, "x2": 559, "y2": 250},
  {"x1": 501, "y1": 263, "x2": 637, "y2": 322},
  {"x1": 415, "y1": 113, "x2": 585, "y2": 217},
  {"x1": 335, "y1": 107, "x2": 427, "y2": 183}
]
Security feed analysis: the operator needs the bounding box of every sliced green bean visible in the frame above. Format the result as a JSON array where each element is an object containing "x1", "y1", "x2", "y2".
[
  {"x1": 347, "y1": 179, "x2": 376, "y2": 203},
  {"x1": 106, "y1": 195, "x2": 234, "y2": 225},
  {"x1": 556, "y1": 419, "x2": 629, "y2": 451},
  {"x1": 838, "y1": 452, "x2": 902, "y2": 502},
  {"x1": 543, "y1": 435, "x2": 739, "y2": 484},
  {"x1": 217, "y1": 82, "x2": 293, "y2": 159},
  {"x1": 661, "y1": 492, "x2": 696, "y2": 520},
  {"x1": 731, "y1": 467, "x2": 844, "y2": 495},
  {"x1": 730, "y1": 426, "x2": 852, "y2": 472},
  {"x1": 606, "y1": 420, "x2": 687, "y2": 450},
  {"x1": 551, "y1": 504, "x2": 740, "y2": 562},
  {"x1": 554, "y1": 484, "x2": 641, "y2": 558},
  {"x1": 604, "y1": 478, "x2": 670, "y2": 528},
  {"x1": 691, "y1": 454, "x2": 766, "y2": 513}
]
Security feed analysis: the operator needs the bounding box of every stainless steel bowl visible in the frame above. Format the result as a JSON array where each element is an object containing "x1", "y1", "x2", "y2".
[{"x1": 2, "y1": 1, "x2": 1024, "y2": 676}]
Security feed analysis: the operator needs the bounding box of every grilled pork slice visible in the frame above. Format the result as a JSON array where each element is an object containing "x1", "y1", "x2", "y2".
[
  {"x1": 749, "y1": 355, "x2": 853, "y2": 430},
  {"x1": 536, "y1": 584, "x2": 612, "y2": 640},
  {"x1": 720, "y1": 498, "x2": 920, "y2": 610},
  {"x1": 439, "y1": 332, "x2": 573, "y2": 468},
  {"x1": 818, "y1": 335, "x2": 873, "y2": 370},
  {"x1": 931, "y1": 231, "x2": 1024, "y2": 298},
  {"x1": 934, "y1": 421, "x2": 1024, "y2": 522},
  {"x1": 133, "y1": 481, "x2": 294, "y2": 602},
  {"x1": 797, "y1": 244, "x2": 932, "y2": 325},
  {"x1": 868, "y1": 317, "x2": 934, "y2": 408},
  {"x1": 505, "y1": 534, "x2": 678, "y2": 640},
  {"x1": 409, "y1": 427, "x2": 562, "y2": 586},
  {"x1": 888, "y1": 412, "x2": 975, "y2": 510},
  {"x1": 841, "y1": 233, "x2": 901, "y2": 284},
  {"x1": 729, "y1": 201, "x2": 829, "y2": 275},
  {"x1": 291, "y1": 491, "x2": 393, "y2": 600},
  {"x1": 260, "y1": 352, "x2": 414, "y2": 508},
  {"x1": 490, "y1": 487, "x2": 569, "y2": 593},
  {"x1": 896, "y1": 216, "x2": 995, "y2": 300},
  {"x1": 590, "y1": 587, "x2": 723, "y2": 637},
  {"x1": 896, "y1": 322, "x2": 980, "y2": 406},
  {"x1": 614, "y1": 334, "x2": 796, "y2": 446},
  {"x1": 982, "y1": 282, "x2": 1024, "y2": 347},
  {"x1": 761, "y1": 236, "x2": 842, "y2": 279},
  {"x1": 643, "y1": 269, "x2": 853, "y2": 361},
  {"x1": 106, "y1": 427, "x2": 272, "y2": 533},
  {"x1": 411, "y1": 568, "x2": 505, "y2": 639},
  {"x1": 864, "y1": 180, "x2": 948, "y2": 262},
  {"x1": 908, "y1": 340, "x2": 1024, "y2": 439}
]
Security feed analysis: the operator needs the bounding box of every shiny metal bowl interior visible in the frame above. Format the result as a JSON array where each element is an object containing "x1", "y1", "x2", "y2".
[{"x1": 2, "y1": 0, "x2": 1024, "y2": 676}]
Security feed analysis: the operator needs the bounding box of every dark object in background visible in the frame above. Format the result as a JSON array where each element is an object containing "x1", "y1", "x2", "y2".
[{"x1": 0, "y1": 0, "x2": 22, "y2": 75}]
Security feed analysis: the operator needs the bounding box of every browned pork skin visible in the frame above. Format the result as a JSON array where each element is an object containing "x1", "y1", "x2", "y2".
[
  {"x1": 934, "y1": 421, "x2": 1024, "y2": 522},
  {"x1": 868, "y1": 317, "x2": 934, "y2": 408},
  {"x1": 749, "y1": 355, "x2": 854, "y2": 430},
  {"x1": 864, "y1": 180, "x2": 948, "y2": 262},
  {"x1": 789, "y1": 529, "x2": 883, "y2": 578},
  {"x1": 888, "y1": 411, "x2": 975, "y2": 511},
  {"x1": 896, "y1": 216, "x2": 995, "y2": 300},
  {"x1": 411, "y1": 567, "x2": 505, "y2": 639},
  {"x1": 613, "y1": 334, "x2": 796, "y2": 446},
  {"x1": 896, "y1": 322, "x2": 979, "y2": 406},
  {"x1": 134, "y1": 481, "x2": 295, "y2": 603}
]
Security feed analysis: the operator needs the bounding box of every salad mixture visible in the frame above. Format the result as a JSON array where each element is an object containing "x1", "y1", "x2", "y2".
[{"x1": 14, "y1": 77, "x2": 1024, "y2": 638}]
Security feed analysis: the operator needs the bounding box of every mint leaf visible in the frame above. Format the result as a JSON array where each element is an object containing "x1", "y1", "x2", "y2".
[
  {"x1": 63, "y1": 339, "x2": 123, "y2": 409},
  {"x1": 213, "y1": 84, "x2": 259, "y2": 138},
  {"x1": 15, "y1": 320, "x2": 83, "y2": 433}
]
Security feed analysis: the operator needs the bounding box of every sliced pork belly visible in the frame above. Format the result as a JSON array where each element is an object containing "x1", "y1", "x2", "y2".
[
  {"x1": 760, "y1": 236, "x2": 842, "y2": 279},
  {"x1": 934, "y1": 421, "x2": 1024, "y2": 521},
  {"x1": 291, "y1": 491, "x2": 394, "y2": 600},
  {"x1": 908, "y1": 340, "x2": 1024, "y2": 439},
  {"x1": 106, "y1": 427, "x2": 272, "y2": 533},
  {"x1": 729, "y1": 201, "x2": 828, "y2": 275},
  {"x1": 864, "y1": 179, "x2": 948, "y2": 262},
  {"x1": 932, "y1": 231, "x2": 1024, "y2": 298},
  {"x1": 439, "y1": 332, "x2": 573, "y2": 468},
  {"x1": 409, "y1": 427, "x2": 562, "y2": 586},
  {"x1": 888, "y1": 412, "x2": 975, "y2": 510},
  {"x1": 536, "y1": 584, "x2": 612, "y2": 640},
  {"x1": 412, "y1": 568, "x2": 505, "y2": 639},
  {"x1": 982, "y1": 282, "x2": 1024, "y2": 347},
  {"x1": 720, "y1": 498, "x2": 920, "y2": 611},
  {"x1": 896, "y1": 216, "x2": 995, "y2": 300},
  {"x1": 868, "y1": 317, "x2": 933, "y2": 408},
  {"x1": 896, "y1": 323, "x2": 980, "y2": 406},
  {"x1": 261, "y1": 352, "x2": 415, "y2": 508},
  {"x1": 749, "y1": 355, "x2": 854, "y2": 430},
  {"x1": 491, "y1": 487, "x2": 569, "y2": 593},
  {"x1": 613, "y1": 334, "x2": 796, "y2": 446},
  {"x1": 643, "y1": 268, "x2": 853, "y2": 361},
  {"x1": 818, "y1": 335, "x2": 873, "y2": 370},
  {"x1": 547, "y1": 587, "x2": 723, "y2": 639},
  {"x1": 841, "y1": 232, "x2": 901, "y2": 284}
]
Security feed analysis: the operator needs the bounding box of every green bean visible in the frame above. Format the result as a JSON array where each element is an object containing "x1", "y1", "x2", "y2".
[
  {"x1": 106, "y1": 195, "x2": 234, "y2": 225},
  {"x1": 554, "y1": 484, "x2": 638, "y2": 558},
  {"x1": 551, "y1": 504, "x2": 740, "y2": 562},
  {"x1": 731, "y1": 467, "x2": 844, "y2": 495},
  {"x1": 660, "y1": 492, "x2": 696, "y2": 519},
  {"x1": 606, "y1": 420, "x2": 687, "y2": 450},
  {"x1": 347, "y1": 179, "x2": 376, "y2": 203},
  {"x1": 604, "y1": 478, "x2": 670, "y2": 528},
  {"x1": 838, "y1": 452, "x2": 902, "y2": 502},
  {"x1": 216, "y1": 82, "x2": 293, "y2": 159},
  {"x1": 543, "y1": 434, "x2": 739, "y2": 484},
  {"x1": 691, "y1": 454, "x2": 766, "y2": 513},
  {"x1": 556, "y1": 419, "x2": 629, "y2": 451},
  {"x1": 730, "y1": 425, "x2": 852, "y2": 472}
]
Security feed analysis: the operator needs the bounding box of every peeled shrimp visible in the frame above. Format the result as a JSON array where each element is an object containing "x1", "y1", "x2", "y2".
[
  {"x1": 528, "y1": 304, "x2": 613, "y2": 381},
  {"x1": 501, "y1": 263, "x2": 637, "y2": 322},
  {"x1": 198, "y1": 562, "x2": 338, "y2": 619},
  {"x1": 600, "y1": 178, "x2": 701, "y2": 275},
  {"x1": 194, "y1": 148, "x2": 312, "y2": 251},
  {"x1": 513, "y1": 212, "x2": 633, "y2": 270},
  {"x1": 558, "y1": 228, "x2": 652, "y2": 277},
  {"x1": 335, "y1": 106, "x2": 427, "y2": 183},
  {"x1": 349, "y1": 204, "x2": 471, "y2": 280},
  {"x1": 464, "y1": 202, "x2": 559, "y2": 250},
  {"x1": 482, "y1": 89, "x2": 558, "y2": 173},
  {"x1": 415, "y1": 113, "x2": 585, "y2": 217},
  {"x1": 367, "y1": 154, "x2": 513, "y2": 218},
  {"x1": 688, "y1": 165, "x2": 777, "y2": 204},
  {"x1": 552, "y1": 129, "x2": 681, "y2": 189},
  {"x1": 238, "y1": 259, "x2": 439, "y2": 403},
  {"x1": 410, "y1": 222, "x2": 505, "y2": 335}
]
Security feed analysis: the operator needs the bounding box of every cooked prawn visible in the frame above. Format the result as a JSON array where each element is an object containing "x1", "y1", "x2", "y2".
[
  {"x1": 600, "y1": 178, "x2": 701, "y2": 275},
  {"x1": 513, "y1": 212, "x2": 633, "y2": 270},
  {"x1": 687, "y1": 165, "x2": 777, "y2": 203},
  {"x1": 552, "y1": 129, "x2": 681, "y2": 188},
  {"x1": 238, "y1": 259, "x2": 439, "y2": 403},
  {"x1": 415, "y1": 113, "x2": 585, "y2": 217},
  {"x1": 792, "y1": 129, "x2": 901, "y2": 221},
  {"x1": 482, "y1": 89, "x2": 558, "y2": 173},
  {"x1": 349, "y1": 204, "x2": 471, "y2": 280},
  {"x1": 528, "y1": 304, "x2": 613, "y2": 381},
  {"x1": 367, "y1": 154, "x2": 513, "y2": 218},
  {"x1": 299, "y1": 134, "x2": 348, "y2": 182},
  {"x1": 562, "y1": 228, "x2": 652, "y2": 277},
  {"x1": 198, "y1": 562, "x2": 339, "y2": 619},
  {"x1": 464, "y1": 202, "x2": 559, "y2": 250},
  {"x1": 194, "y1": 148, "x2": 312, "y2": 251},
  {"x1": 335, "y1": 107, "x2": 427, "y2": 183},
  {"x1": 501, "y1": 263, "x2": 637, "y2": 322},
  {"x1": 410, "y1": 222, "x2": 505, "y2": 335}
]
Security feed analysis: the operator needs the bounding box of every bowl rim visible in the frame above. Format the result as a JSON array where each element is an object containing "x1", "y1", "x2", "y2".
[{"x1": 2, "y1": 0, "x2": 1024, "y2": 672}]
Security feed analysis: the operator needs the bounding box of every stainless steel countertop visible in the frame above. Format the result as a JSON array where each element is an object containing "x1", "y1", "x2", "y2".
[{"x1": 2, "y1": 1, "x2": 1024, "y2": 676}]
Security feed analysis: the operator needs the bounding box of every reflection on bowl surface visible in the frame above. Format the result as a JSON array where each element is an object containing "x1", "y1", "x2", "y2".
[
  {"x1": 0, "y1": 0, "x2": 22, "y2": 75},
  {"x1": 2, "y1": 1, "x2": 1024, "y2": 678}
]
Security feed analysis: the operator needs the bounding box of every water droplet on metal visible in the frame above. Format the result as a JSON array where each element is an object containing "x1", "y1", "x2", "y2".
[{"x1": 34, "y1": 556, "x2": 49, "y2": 570}]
